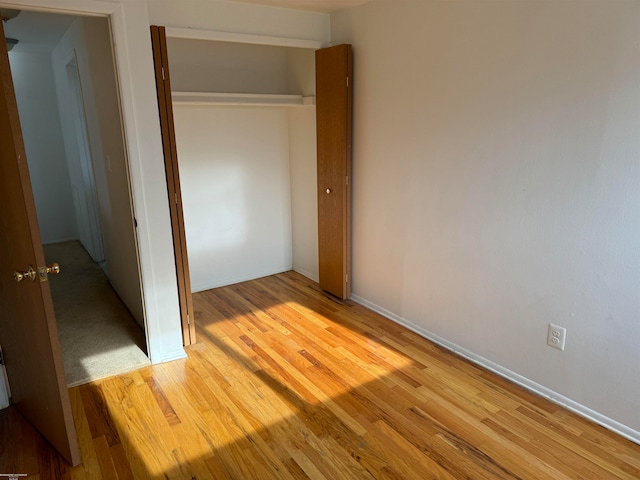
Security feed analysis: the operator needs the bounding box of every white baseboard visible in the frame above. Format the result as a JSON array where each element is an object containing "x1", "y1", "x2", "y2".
[
  {"x1": 42, "y1": 237, "x2": 78, "y2": 245},
  {"x1": 159, "y1": 347, "x2": 188, "y2": 363},
  {"x1": 191, "y1": 264, "x2": 293, "y2": 293},
  {"x1": 292, "y1": 267, "x2": 319, "y2": 283},
  {"x1": 350, "y1": 293, "x2": 640, "y2": 446}
]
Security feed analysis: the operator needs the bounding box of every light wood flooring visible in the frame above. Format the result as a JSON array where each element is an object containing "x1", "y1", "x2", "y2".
[{"x1": 1, "y1": 271, "x2": 639, "y2": 479}]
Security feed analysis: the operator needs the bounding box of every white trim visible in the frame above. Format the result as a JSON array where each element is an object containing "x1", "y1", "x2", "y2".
[
  {"x1": 191, "y1": 264, "x2": 293, "y2": 293},
  {"x1": 0, "y1": 1, "x2": 108, "y2": 16},
  {"x1": 42, "y1": 237, "x2": 80, "y2": 245},
  {"x1": 164, "y1": 26, "x2": 326, "y2": 50},
  {"x1": 350, "y1": 293, "x2": 640, "y2": 446},
  {"x1": 292, "y1": 267, "x2": 319, "y2": 283},
  {"x1": 160, "y1": 348, "x2": 188, "y2": 363},
  {"x1": 172, "y1": 92, "x2": 315, "y2": 107}
]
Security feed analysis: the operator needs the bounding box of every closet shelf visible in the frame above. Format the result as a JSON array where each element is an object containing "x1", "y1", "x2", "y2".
[{"x1": 172, "y1": 92, "x2": 316, "y2": 107}]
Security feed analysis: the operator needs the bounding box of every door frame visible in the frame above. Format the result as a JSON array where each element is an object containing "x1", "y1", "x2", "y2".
[{"x1": 1, "y1": 0, "x2": 186, "y2": 363}]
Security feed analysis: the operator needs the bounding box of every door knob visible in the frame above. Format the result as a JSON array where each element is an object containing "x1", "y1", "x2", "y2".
[
  {"x1": 326, "y1": 188, "x2": 332, "y2": 194},
  {"x1": 47, "y1": 263, "x2": 61, "y2": 275},
  {"x1": 14, "y1": 263, "x2": 60, "y2": 283},
  {"x1": 37, "y1": 263, "x2": 61, "y2": 282},
  {"x1": 14, "y1": 265, "x2": 36, "y2": 283}
]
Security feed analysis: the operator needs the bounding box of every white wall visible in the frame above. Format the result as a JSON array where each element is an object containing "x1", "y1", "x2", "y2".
[
  {"x1": 173, "y1": 105, "x2": 293, "y2": 291},
  {"x1": 52, "y1": 16, "x2": 144, "y2": 327},
  {"x1": 148, "y1": 0, "x2": 330, "y2": 42},
  {"x1": 167, "y1": 39, "x2": 290, "y2": 94},
  {"x1": 331, "y1": 0, "x2": 640, "y2": 441},
  {"x1": 166, "y1": 35, "x2": 319, "y2": 289},
  {"x1": 289, "y1": 107, "x2": 318, "y2": 281},
  {"x1": 286, "y1": 48, "x2": 316, "y2": 97},
  {"x1": 287, "y1": 49, "x2": 318, "y2": 280},
  {"x1": 9, "y1": 51, "x2": 77, "y2": 244},
  {"x1": 172, "y1": 102, "x2": 319, "y2": 291}
]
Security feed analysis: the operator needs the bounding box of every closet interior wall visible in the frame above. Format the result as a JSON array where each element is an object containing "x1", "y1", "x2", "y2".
[{"x1": 166, "y1": 37, "x2": 319, "y2": 291}]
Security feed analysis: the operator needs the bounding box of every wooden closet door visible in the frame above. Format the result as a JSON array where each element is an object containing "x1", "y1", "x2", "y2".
[
  {"x1": 316, "y1": 44, "x2": 353, "y2": 299},
  {"x1": 150, "y1": 26, "x2": 196, "y2": 345}
]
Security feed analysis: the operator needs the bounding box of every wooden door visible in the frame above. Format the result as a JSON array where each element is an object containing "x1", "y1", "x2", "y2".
[
  {"x1": 316, "y1": 44, "x2": 353, "y2": 299},
  {"x1": 0, "y1": 21, "x2": 80, "y2": 466},
  {"x1": 150, "y1": 26, "x2": 196, "y2": 345}
]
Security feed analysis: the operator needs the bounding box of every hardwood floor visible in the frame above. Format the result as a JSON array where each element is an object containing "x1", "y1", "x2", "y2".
[{"x1": 1, "y1": 271, "x2": 639, "y2": 479}]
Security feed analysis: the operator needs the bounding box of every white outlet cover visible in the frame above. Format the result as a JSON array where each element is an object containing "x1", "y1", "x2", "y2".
[{"x1": 547, "y1": 323, "x2": 567, "y2": 351}]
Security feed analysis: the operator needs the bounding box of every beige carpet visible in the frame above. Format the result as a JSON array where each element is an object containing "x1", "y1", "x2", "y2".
[{"x1": 44, "y1": 241, "x2": 150, "y2": 387}]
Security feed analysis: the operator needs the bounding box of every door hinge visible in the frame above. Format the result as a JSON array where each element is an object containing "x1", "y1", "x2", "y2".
[
  {"x1": 346, "y1": 274, "x2": 349, "y2": 283},
  {"x1": 187, "y1": 313, "x2": 190, "y2": 325},
  {"x1": 346, "y1": 76, "x2": 349, "y2": 87},
  {"x1": 346, "y1": 176, "x2": 349, "y2": 186},
  {"x1": 161, "y1": 66, "x2": 166, "y2": 81},
  {"x1": 175, "y1": 192, "x2": 178, "y2": 205}
]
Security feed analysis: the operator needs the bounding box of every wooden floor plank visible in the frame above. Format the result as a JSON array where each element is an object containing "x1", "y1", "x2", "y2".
[{"x1": 1, "y1": 271, "x2": 638, "y2": 479}]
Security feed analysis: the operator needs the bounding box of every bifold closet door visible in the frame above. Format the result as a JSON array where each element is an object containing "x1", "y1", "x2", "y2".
[
  {"x1": 150, "y1": 26, "x2": 196, "y2": 345},
  {"x1": 316, "y1": 44, "x2": 353, "y2": 299}
]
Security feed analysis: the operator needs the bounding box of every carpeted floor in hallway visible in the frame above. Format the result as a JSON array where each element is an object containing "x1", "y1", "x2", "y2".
[{"x1": 44, "y1": 241, "x2": 150, "y2": 387}]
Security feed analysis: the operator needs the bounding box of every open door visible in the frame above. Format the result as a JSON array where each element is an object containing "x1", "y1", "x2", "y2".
[
  {"x1": 0, "y1": 22, "x2": 80, "y2": 465},
  {"x1": 150, "y1": 26, "x2": 196, "y2": 345},
  {"x1": 316, "y1": 44, "x2": 353, "y2": 299}
]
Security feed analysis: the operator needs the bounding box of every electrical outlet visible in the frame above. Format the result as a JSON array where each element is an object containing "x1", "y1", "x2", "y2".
[{"x1": 547, "y1": 323, "x2": 567, "y2": 351}]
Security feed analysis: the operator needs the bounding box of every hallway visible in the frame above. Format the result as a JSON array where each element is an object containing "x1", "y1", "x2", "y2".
[{"x1": 45, "y1": 241, "x2": 149, "y2": 387}]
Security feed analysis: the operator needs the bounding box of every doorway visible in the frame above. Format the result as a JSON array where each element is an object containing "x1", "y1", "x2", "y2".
[{"x1": 4, "y1": 9, "x2": 149, "y2": 387}]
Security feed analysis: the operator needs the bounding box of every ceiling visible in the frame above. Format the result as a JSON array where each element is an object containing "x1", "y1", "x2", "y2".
[
  {"x1": 230, "y1": 0, "x2": 372, "y2": 13},
  {"x1": 2, "y1": 10, "x2": 77, "y2": 53}
]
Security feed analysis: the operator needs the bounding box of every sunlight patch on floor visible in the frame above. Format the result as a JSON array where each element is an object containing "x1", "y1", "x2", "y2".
[
  {"x1": 77, "y1": 344, "x2": 150, "y2": 386},
  {"x1": 103, "y1": 294, "x2": 417, "y2": 476}
]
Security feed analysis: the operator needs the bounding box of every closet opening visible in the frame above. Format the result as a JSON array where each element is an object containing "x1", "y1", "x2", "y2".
[
  {"x1": 154, "y1": 30, "x2": 321, "y2": 344},
  {"x1": 169, "y1": 35, "x2": 319, "y2": 290}
]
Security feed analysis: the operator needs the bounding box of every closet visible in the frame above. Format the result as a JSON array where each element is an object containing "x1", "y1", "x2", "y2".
[{"x1": 151, "y1": 27, "x2": 352, "y2": 341}]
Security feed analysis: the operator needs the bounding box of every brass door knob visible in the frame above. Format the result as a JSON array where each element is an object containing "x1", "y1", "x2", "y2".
[
  {"x1": 14, "y1": 266, "x2": 36, "y2": 283},
  {"x1": 326, "y1": 188, "x2": 332, "y2": 194},
  {"x1": 47, "y1": 263, "x2": 60, "y2": 275}
]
